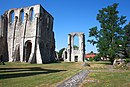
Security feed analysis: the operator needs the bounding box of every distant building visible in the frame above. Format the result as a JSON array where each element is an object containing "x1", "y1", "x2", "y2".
[
  {"x1": 85, "y1": 53, "x2": 97, "y2": 60},
  {"x1": 0, "y1": 4, "x2": 56, "y2": 64}
]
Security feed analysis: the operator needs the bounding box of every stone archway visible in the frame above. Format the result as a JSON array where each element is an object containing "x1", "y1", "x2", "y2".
[
  {"x1": 24, "y1": 41, "x2": 32, "y2": 62},
  {"x1": 64, "y1": 32, "x2": 85, "y2": 62}
]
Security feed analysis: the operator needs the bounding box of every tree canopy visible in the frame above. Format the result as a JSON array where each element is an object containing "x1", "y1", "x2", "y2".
[
  {"x1": 58, "y1": 48, "x2": 65, "y2": 59},
  {"x1": 88, "y1": 3, "x2": 128, "y2": 64},
  {"x1": 122, "y1": 22, "x2": 130, "y2": 58}
]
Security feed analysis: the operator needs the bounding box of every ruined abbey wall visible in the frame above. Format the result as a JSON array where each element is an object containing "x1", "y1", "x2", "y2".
[{"x1": 0, "y1": 4, "x2": 56, "y2": 64}]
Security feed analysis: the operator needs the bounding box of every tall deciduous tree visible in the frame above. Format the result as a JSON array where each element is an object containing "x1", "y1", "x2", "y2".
[{"x1": 88, "y1": 3, "x2": 127, "y2": 64}]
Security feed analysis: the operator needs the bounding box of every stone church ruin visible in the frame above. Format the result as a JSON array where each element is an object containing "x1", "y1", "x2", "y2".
[
  {"x1": 0, "y1": 4, "x2": 56, "y2": 64},
  {"x1": 63, "y1": 32, "x2": 85, "y2": 62}
]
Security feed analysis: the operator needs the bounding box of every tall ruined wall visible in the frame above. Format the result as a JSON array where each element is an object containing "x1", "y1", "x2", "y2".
[
  {"x1": 0, "y1": 14, "x2": 8, "y2": 62},
  {"x1": 5, "y1": 5, "x2": 41, "y2": 62},
  {"x1": 38, "y1": 6, "x2": 55, "y2": 63},
  {"x1": 1, "y1": 4, "x2": 55, "y2": 64}
]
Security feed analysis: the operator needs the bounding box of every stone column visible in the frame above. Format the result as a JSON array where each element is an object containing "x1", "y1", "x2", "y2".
[
  {"x1": 67, "y1": 34, "x2": 71, "y2": 62},
  {"x1": 11, "y1": 16, "x2": 18, "y2": 62},
  {"x1": 71, "y1": 35, "x2": 75, "y2": 62},
  {"x1": 20, "y1": 13, "x2": 28, "y2": 62},
  {"x1": 78, "y1": 34, "x2": 84, "y2": 62},
  {"x1": 35, "y1": 14, "x2": 42, "y2": 64}
]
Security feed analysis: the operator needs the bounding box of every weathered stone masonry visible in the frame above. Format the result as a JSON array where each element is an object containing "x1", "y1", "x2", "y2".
[
  {"x1": 0, "y1": 4, "x2": 56, "y2": 64},
  {"x1": 63, "y1": 32, "x2": 85, "y2": 62}
]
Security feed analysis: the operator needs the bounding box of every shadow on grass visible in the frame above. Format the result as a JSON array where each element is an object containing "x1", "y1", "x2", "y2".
[{"x1": 0, "y1": 67, "x2": 66, "y2": 79}]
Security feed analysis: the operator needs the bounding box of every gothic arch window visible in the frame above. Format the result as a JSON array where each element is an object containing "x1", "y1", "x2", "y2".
[
  {"x1": 73, "y1": 35, "x2": 79, "y2": 50},
  {"x1": 29, "y1": 8, "x2": 34, "y2": 21},
  {"x1": 20, "y1": 9, "x2": 24, "y2": 23},
  {"x1": 9, "y1": 10, "x2": 15, "y2": 24}
]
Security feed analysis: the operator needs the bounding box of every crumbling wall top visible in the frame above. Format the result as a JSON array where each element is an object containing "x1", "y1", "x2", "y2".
[{"x1": 69, "y1": 32, "x2": 84, "y2": 36}]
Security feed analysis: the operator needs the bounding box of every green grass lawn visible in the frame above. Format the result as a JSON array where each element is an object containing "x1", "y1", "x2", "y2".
[
  {"x1": 0, "y1": 61, "x2": 130, "y2": 87},
  {"x1": 82, "y1": 71, "x2": 130, "y2": 87},
  {"x1": 81, "y1": 61, "x2": 130, "y2": 87},
  {"x1": 0, "y1": 62, "x2": 86, "y2": 87}
]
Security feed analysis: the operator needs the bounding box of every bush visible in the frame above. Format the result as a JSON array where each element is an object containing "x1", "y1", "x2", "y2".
[
  {"x1": 124, "y1": 58, "x2": 130, "y2": 64},
  {"x1": 85, "y1": 56, "x2": 101, "y2": 61},
  {"x1": 89, "y1": 57, "x2": 95, "y2": 61},
  {"x1": 93, "y1": 56, "x2": 101, "y2": 61}
]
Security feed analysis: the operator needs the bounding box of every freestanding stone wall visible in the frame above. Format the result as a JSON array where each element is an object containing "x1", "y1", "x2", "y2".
[
  {"x1": 0, "y1": 4, "x2": 56, "y2": 64},
  {"x1": 63, "y1": 32, "x2": 85, "y2": 62}
]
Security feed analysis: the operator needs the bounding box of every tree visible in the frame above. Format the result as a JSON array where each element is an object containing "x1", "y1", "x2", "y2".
[
  {"x1": 123, "y1": 22, "x2": 130, "y2": 58},
  {"x1": 73, "y1": 45, "x2": 79, "y2": 50},
  {"x1": 90, "y1": 51, "x2": 94, "y2": 54},
  {"x1": 58, "y1": 48, "x2": 65, "y2": 59},
  {"x1": 88, "y1": 3, "x2": 127, "y2": 64}
]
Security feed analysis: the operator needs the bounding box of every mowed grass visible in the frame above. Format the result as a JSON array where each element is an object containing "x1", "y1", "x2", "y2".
[
  {"x1": 1, "y1": 61, "x2": 130, "y2": 87},
  {"x1": 0, "y1": 62, "x2": 87, "y2": 87},
  {"x1": 81, "y1": 61, "x2": 130, "y2": 87},
  {"x1": 82, "y1": 71, "x2": 130, "y2": 87}
]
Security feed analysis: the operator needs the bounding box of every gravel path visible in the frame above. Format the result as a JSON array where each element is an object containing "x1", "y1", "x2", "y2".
[{"x1": 56, "y1": 70, "x2": 90, "y2": 87}]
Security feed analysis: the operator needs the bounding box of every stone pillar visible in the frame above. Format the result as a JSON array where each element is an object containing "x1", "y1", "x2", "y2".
[
  {"x1": 68, "y1": 34, "x2": 71, "y2": 45},
  {"x1": 11, "y1": 16, "x2": 18, "y2": 62},
  {"x1": 78, "y1": 34, "x2": 84, "y2": 62},
  {"x1": 20, "y1": 13, "x2": 28, "y2": 62},
  {"x1": 71, "y1": 35, "x2": 75, "y2": 62},
  {"x1": 67, "y1": 34, "x2": 71, "y2": 62},
  {"x1": 35, "y1": 14, "x2": 42, "y2": 64}
]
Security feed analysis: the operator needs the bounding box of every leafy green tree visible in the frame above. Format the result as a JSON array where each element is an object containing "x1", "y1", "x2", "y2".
[
  {"x1": 58, "y1": 48, "x2": 65, "y2": 58},
  {"x1": 88, "y1": 3, "x2": 127, "y2": 64},
  {"x1": 73, "y1": 45, "x2": 79, "y2": 50},
  {"x1": 123, "y1": 22, "x2": 130, "y2": 58}
]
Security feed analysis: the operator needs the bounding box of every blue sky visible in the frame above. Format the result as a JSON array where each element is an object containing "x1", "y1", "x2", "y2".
[{"x1": 0, "y1": 0, "x2": 130, "y2": 53}]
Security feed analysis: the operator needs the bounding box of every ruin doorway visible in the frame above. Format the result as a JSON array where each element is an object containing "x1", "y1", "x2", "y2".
[
  {"x1": 24, "y1": 41, "x2": 32, "y2": 62},
  {"x1": 75, "y1": 56, "x2": 78, "y2": 62},
  {"x1": 65, "y1": 51, "x2": 67, "y2": 59},
  {"x1": 15, "y1": 45, "x2": 20, "y2": 61}
]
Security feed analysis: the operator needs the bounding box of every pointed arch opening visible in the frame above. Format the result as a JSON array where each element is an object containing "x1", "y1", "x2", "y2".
[
  {"x1": 29, "y1": 8, "x2": 34, "y2": 21},
  {"x1": 10, "y1": 10, "x2": 15, "y2": 24},
  {"x1": 20, "y1": 9, "x2": 24, "y2": 23},
  {"x1": 23, "y1": 40, "x2": 32, "y2": 62},
  {"x1": 73, "y1": 35, "x2": 79, "y2": 50}
]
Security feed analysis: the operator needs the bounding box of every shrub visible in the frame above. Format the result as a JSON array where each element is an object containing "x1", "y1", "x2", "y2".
[{"x1": 124, "y1": 58, "x2": 130, "y2": 64}]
